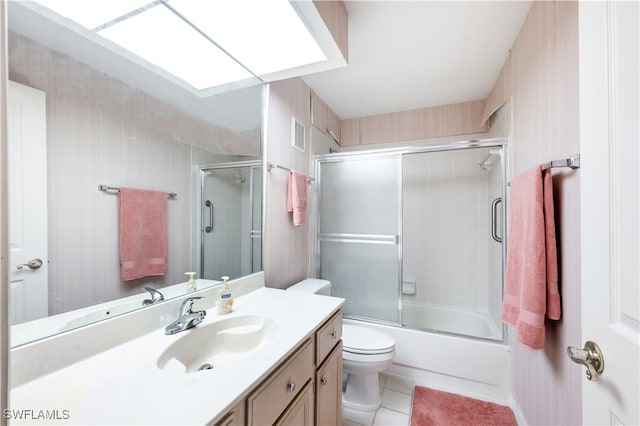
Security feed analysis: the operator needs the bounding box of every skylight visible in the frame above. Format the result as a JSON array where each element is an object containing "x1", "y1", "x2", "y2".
[
  {"x1": 97, "y1": 5, "x2": 253, "y2": 89},
  {"x1": 33, "y1": 0, "x2": 327, "y2": 91},
  {"x1": 167, "y1": 0, "x2": 326, "y2": 76},
  {"x1": 34, "y1": 0, "x2": 153, "y2": 29}
]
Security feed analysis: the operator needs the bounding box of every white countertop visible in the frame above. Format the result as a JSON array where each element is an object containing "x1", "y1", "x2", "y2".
[
  {"x1": 9, "y1": 287, "x2": 344, "y2": 425},
  {"x1": 10, "y1": 279, "x2": 221, "y2": 348}
]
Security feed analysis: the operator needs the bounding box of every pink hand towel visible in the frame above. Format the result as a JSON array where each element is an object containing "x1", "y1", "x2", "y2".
[
  {"x1": 119, "y1": 187, "x2": 168, "y2": 281},
  {"x1": 502, "y1": 166, "x2": 561, "y2": 349},
  {"x1": 287, "y1": 170, "x2": 308, "y2": 227}
]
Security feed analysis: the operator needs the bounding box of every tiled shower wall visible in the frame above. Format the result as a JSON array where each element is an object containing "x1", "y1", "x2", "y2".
[{"x1": 402, "y1": 149, "x2": 493, "y2": 312}]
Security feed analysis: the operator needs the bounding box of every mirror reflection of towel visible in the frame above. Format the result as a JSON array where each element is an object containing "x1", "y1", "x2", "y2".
[
  {"x1": 119, "y1": 187, "x2": 168, "y2": 281},
  {"x1": 287, "y1": 170, "x2": 308, "y2": 227}
]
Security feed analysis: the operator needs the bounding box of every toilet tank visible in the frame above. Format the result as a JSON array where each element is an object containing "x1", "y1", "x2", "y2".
[{"x1": 287, "y1": 278, "x2": 331, "y2": 296}]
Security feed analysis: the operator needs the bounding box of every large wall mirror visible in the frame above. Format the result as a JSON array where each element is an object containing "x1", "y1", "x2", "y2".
[{"x1": 7, "y1": 1, "x2": 263, "y2": 347}]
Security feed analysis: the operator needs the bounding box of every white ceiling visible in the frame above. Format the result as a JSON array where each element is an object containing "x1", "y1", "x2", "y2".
[{"x1": 303, "y1": 1, "x2": 532, "y2": 120}]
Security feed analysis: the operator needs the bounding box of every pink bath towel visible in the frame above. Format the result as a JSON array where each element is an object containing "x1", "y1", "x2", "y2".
[
  {"x1": 502, "y1": 166, "x2": 561, "y2": 349},
  {"x1": 287, "y1": 170, "x2": 308, "y2": 227},
  {"x1": 119, "y1": 187, "x2": 168, "y2": 281}
]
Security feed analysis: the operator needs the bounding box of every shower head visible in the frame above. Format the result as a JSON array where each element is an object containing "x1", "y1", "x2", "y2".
[{"x1": 478, "y1": 149, "x2": 501, "y2": 170}]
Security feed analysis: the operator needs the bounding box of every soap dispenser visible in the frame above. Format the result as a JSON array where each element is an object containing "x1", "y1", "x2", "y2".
[
  {"x1": 185, "y1": 272, "x2": 197, "y2": 293},
  {"x1": 216, "y1": 276, "x2": 233, "y2": 314}
]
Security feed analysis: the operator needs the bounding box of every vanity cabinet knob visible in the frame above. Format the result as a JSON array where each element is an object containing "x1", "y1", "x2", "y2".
[
  {"x1": 287, "y1": 382, "x2": 296, "y2": 393},
  {"x1": 330, "y1": 330, "x2": 338, "y2": 339},
  {"x1": 321, "y1": 376, "x2": 328, "y2": 386}
]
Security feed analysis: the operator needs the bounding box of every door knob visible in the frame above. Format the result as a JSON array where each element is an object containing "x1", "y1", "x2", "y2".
[
  {"x1": 567, "y1": 341, "x2": 604, "y2": 381},
  {"x1": 16, "y1": 258, "x2": 43, "y2": 270}
]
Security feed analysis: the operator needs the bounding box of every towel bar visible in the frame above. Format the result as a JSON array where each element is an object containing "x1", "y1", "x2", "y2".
[
  {"x1": 266, "y1": 163, "x2": 315, "y2": 183},
  {"x1": 508, "y1": 154, "x2": 580, "y2": 186},
  {"x1": 98, "y1": 184, "x2": 177, "y2": 198},
  {"x1": 542, "y1": 154, "x2": 580, "y2": 170}
]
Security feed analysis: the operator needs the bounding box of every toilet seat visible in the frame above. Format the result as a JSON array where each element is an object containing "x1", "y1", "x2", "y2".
[{"x1": 342, "y1": 324, "x2": 395, "y2": 355}]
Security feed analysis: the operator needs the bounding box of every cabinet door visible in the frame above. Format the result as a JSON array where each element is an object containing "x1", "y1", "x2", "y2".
[
  {"x1": 276, "y1": 381, "x2": 314, "y2": 426},
  {"x1": 316, "y1": 342, "x2": 343, "y2": 426}
]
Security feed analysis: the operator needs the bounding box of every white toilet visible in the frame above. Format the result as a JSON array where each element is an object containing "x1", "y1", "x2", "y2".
[{"x1": 287, "y1": 279, "x2": 396, "y2": 416}]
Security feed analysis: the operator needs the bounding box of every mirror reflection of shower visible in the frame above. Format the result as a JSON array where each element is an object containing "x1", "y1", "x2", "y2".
[{"x1": 198, "y1": 162, "x2": 262, "y2": 281}]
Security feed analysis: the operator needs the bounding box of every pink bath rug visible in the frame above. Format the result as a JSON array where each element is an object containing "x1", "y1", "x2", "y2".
[{"x1": 410, "y1": 386, "x2": 517, "y2": 426}]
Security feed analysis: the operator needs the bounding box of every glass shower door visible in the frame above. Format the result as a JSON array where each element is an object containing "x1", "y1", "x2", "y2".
[
  {"x1": 319, "y1": 156, "x2": 401, "y2": 324},
  {"x1": 200, "y1": 164, "x2": 261, "y2": 280}
]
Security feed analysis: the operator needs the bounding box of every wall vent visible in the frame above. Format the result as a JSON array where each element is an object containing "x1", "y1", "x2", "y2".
[{"x1": 291, "y1": 116, "x2": 305, "y2": 153}]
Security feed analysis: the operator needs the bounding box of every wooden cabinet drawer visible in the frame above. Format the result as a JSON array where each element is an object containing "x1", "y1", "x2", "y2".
[
  {"x1": 247, "y1": 339, "x2": 314, "y2": 426},
  {"x1": 316, "y1": 311, "x2": 342, "y2": 364}
]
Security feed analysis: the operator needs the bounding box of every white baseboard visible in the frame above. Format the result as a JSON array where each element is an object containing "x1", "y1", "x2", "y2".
[{"x1": 509, "y1": 393, "x2": 527, "y2": 425}]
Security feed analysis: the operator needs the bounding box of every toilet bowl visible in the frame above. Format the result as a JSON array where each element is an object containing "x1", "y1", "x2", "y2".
[
  {"x1": 287, "y1": 279, "x2": 396, "y2": 416},
  {"x1": 342, "y1": 324, "x2": 395, "y2": 411}
]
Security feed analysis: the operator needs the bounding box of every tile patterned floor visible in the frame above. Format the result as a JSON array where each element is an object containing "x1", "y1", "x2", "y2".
[{"x1": 343, "y1": 373, "x2": 414, "y2": 426}]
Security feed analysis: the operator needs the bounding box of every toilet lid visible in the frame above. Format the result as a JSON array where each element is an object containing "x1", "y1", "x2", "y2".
[{"x1": 342, "y1": 324, "x2": 395, "y2": 355}]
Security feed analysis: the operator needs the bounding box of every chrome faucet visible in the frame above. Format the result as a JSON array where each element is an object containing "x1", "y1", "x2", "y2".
[
  {"x1": 165, "y1": 296, "x2": 206, "y2": 335},
  {"x1": 142, "y1": 287, "x2": 165, "y2": 306}
]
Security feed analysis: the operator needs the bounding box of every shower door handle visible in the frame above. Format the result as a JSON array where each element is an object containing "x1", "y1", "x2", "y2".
[
  {"x1": 491, "y1": 197, "x2": 502, "y2": 243},
  {"x1": 205, "y1": 200, "x2": 213, "y2": 233}
]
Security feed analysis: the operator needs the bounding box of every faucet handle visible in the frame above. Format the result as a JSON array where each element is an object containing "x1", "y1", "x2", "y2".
[
  {"x1": 180, "y1": 296, "x2": 205, "y2": 315},
  {"x1": 143, "y1": 287, "x2": 165, "y2": 305}
]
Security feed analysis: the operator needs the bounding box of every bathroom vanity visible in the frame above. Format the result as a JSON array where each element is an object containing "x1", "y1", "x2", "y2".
[
  {"x1": 237, "y1": 310, "x2": 343, "y2": 426},
  {"x1": 9, "y1": 274, "x2": 344, "y2": 425}
]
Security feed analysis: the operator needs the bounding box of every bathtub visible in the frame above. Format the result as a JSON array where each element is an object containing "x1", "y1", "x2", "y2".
[
  {"x1": 343, "y1": 315, "x2": 510, "y2": 402},
  {"x1": 402, "y1": 302, "x2": 503, "y2": 341}
]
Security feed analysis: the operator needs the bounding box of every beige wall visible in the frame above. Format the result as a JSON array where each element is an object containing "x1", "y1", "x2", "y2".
[
  {"x1": 341, "y1": 99, "x2": 488, "y2": 146},
  {"x1": 263, "y1": 79, "x2": 312, "y2": 288},
  {"x1": 486, "y1": 1, "x2": 582, "y2": 424},
  {"x1": 9, "y1": 33, "x2": 255, "y2": 314},
  {"x1": 312, "y1": 0, "x2": 348, "y2": 64}
]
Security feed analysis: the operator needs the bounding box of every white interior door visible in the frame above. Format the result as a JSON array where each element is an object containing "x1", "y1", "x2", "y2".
[
  {"x1": 7, "y1": 81, "x2": 48, "y2": 325},
  {"x1": 579, "y1": 1, "x2": 639, "y2": 424}
]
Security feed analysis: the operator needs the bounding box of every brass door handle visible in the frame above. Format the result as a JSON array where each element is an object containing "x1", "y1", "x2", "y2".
[
  {"x1": 567, "y1": 341, "x2": 604, "y2": 381},
  {"x1": 16, "y1": 258, "x2": 43, "y2": 270}
]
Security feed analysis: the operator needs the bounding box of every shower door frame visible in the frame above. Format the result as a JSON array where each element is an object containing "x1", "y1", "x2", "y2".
[
  {"x1": 197, "y1": 160, "x2": 262, "y2": 279},
  {"x1": 312, "y1": 137, "x2": 509, "y2": 338}
]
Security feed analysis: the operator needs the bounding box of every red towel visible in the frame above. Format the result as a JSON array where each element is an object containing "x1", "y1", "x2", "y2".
[
  {"x1": 119, "y1": 187, "x2": 168, "y2": 281},
  {"x1": 287, "y1": 170, "x2": 308, "y2": 227},
  {"x1": 502, "y1": 166, "x2": 561, "y2": 349}
]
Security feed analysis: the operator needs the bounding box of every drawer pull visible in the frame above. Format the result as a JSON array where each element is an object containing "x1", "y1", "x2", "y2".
[
  {"x1": 331, "y1": 330, "x2": 338, "y2": 339},
  {"x1": 321, "y1": 376, "x2": 328, "y2": 386},
  {"x1": 287, "y1": 382, "x2": 296, "y2": 393}
]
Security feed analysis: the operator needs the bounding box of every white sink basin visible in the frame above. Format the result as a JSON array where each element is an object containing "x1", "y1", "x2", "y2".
[
  {"x1": 157, "y1": 315, "x2": 278, "y2": 374},
  {"x1": 59, "y1": 301, "x2": 144, "y2": 332}
]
